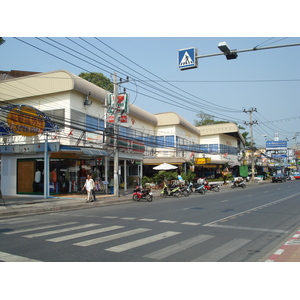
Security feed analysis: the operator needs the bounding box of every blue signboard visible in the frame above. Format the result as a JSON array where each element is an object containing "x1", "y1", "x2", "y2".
[
  {"x1": 178, "y1": 47, "x2": 198, "y2": 70},
  {"x1": 266, "y1": 141, "x2": 287, "y2": 149}
]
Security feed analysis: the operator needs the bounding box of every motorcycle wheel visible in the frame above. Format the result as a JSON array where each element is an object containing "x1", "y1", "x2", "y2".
[
  {"x1": 242, "y1": 184, "x2": 246, "y2": 189},
  {"x1": 231, "y1": 184, "x2": 236, "y2": 189},
  {"x1": 175, "y1": 191, "x2": 182, "y2": 198},
  {"x1": 160, "y1": 192, "x2": 167, "y2": 198},
  {"x1": 213, "y1": 186, "x2": 220, "y2": 192},
  {"x1": 199, "y1": 189, "x2": 205, "y2": 195},
  {"x1": 132, "y1": 195, "x2": 139, "y2": 201},
  {"x1": 146, "y1": 195, "x2": 153, "y2": 202},
  {"x1": 183, "y1": 190, "x2": 189, "y2": 197}
]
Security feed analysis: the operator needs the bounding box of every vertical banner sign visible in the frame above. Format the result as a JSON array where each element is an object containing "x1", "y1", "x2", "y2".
[{"x1": 107, "y1": 93, "x2": 129, "y2": 123}]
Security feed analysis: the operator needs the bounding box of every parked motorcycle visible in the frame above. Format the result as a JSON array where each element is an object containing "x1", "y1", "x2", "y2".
[
  {"x1": 160, "y1": 183, "x2": 182, "y2": 198},
  {"x1": 231, "y1": 180, "x2": 246, "y2": 189},
  {"x1": 132, "y1": 187, "x2": 153, "y2": 202},
  {"x1": 204, "y1": 182, "x2": 220, "y2": 192},
  {"x1": 180, "y1": 185, "x2": 190, "y2": 197},
  {"x1": 194, "y1": 184, "x2": 207, "y2": 194},
  {"x1": 186, "y1": 182, "x2": 194, "y2": 195}
]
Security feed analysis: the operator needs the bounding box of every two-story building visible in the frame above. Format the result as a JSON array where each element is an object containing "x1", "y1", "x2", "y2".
[{"x1": 0, "y1": 69, "x2": 245, "y2": 196}]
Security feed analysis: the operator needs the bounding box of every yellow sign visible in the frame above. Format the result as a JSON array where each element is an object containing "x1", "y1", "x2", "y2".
[
  {"x1": 195, "y1": 158, "x2": 212, "y2": 164},
  {"x1": 7, "y1": 106, "x2": 45, "y2": 136}
]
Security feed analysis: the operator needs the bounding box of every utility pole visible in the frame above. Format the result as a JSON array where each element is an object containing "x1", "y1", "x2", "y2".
[
  {"x1": 112, "y1": 73, "x2": 129, "y2": 197},
  {"x1": 244, "y1": 108, "x2": 257, "y2": 181}
]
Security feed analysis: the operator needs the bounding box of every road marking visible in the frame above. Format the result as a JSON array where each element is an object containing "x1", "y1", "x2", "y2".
[
  {"x1": 102, "y1": 216, "x2": 118, "y2": 219},
  {"x1": 23, "y1": 223, "x2": 100, "y2": 238},
  {"x1": 3, "y1": 222, "x2": 78, "y2": 235},
  {"x1": 138, "y1": 218, "x2": 157, "y2": 222},
  {"x1": 74, "y1": 228, "x2": 151, "y2": 247},
  {"x1": 0, "y1": 217, "x2": 41, "y2": 225},
  {"x1": 159, "y1": 220, "x2": 178, "y2": 224},
  {"x1": 203, "y1": 192, "x2": 300, "y2": 227},
  {"x1": 181, "y1": 222, "x2": 200, "y2": 226},
  {"x1": 204, "y1": 224, "x2": 289, "y2": 233},
  {"x1": 105, "y1": 231, "x2": 181, "y2": 253},
  {"x1": 121, "y1": 217, "x2": 136, "y2": 220},
  {"x1": 221, "y1": 200, "x2": 229, "y2": 202},
  {"x1": 46, "y1": 225, "x2": 124, "y2": 242},
  {"x1": 192, "y1": 238, "x2": 251, "y2": 262},
  {"x1": 144, "y1": 234, "x2": 214, "y2": 260},
  {"x1": 0, "y1": 251, "x2": 41, "y2": 262}
]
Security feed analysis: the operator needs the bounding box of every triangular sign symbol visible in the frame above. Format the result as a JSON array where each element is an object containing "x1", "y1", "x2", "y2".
[{"x1": 179, "y1": 51, "x2": 194, "y2": 66}]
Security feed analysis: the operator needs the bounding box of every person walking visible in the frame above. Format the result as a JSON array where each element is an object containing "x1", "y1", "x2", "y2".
[{"x1": 82, "y1": 174, "x2": 95, "y2": 202}]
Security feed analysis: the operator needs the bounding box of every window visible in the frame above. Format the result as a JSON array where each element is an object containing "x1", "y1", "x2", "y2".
[
  {"x1": 86, "y1": 115, "x2": 98, "y2": 131},
  {"x1": 44, "y1": 109, "x2": 65, "y2": 129},
  {"x1": 71, "y1": 109, "x2": 85, "y2": 130}
]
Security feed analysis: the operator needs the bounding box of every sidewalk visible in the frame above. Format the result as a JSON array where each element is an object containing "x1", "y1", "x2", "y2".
[{"x1": 1, "y1": 180, "x2": 299, "y2": 262}]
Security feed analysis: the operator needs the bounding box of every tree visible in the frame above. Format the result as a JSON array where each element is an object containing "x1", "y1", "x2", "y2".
[
  {"x1": 194, "y1": 111, "x2": 250, "y2": 145},
  {"x1": 194, "y1": 111, "x2": 227, "y2": 126},
  {"x1": 0, "y1": 38, "x2": 5, "y2": 46},
  {"x1": 78, "y1": 72, "x2": 113, "y2": 92}
]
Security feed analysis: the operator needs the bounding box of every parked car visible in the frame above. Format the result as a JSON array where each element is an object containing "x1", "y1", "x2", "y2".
[
  {"x1": 272, "y1": 174, "x2": 286, "y2": 183},
  {"x1": 292, "y1": 173, "x2": 300, "y2": 179}
]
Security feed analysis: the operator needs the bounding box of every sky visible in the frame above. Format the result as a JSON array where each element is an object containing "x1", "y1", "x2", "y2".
[{"x1": 1, "y1": 3, "x2": 300, "y2": 151}]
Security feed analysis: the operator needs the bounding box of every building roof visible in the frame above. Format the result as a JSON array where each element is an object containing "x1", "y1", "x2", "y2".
[
  {"x1": 197, "y1": 123, "x2": 245, "y2": 144},
  {"x1": 155, "y1": 112, "x2": 200, "y2": 135}
]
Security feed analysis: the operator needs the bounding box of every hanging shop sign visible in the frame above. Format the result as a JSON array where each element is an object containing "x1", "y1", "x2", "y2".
[
  {"x1": 0, "y1": 104, "x2": 59, "y2": 136},
  {"x1": 195, "y1": 158, "x2": 212, "y2": 164},
  {"x1": 107, "y1": 93, "x2": 129, "y2": 124}
]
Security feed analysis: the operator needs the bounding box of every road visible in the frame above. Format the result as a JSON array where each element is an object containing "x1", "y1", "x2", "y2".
[{"x1": 1, "y1": 180, "x2": 300, "y2": 262}]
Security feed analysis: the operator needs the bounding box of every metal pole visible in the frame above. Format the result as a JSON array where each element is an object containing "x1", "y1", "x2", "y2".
[
  {"x1": 196, "y1": 43, "x2": 300, "y2": 59},
  {"x1": 113, "y1": 73, "x2": 119, "y2": 196},
  {"x1": 44, "y1": 133, "x2": 49, "y2": 198}
]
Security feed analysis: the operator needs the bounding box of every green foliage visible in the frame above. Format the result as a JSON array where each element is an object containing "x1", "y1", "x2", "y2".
[
  {"x1": 141, "y1": 176, "x2": 152, "y2": 187},
  {"x1": 0, "y1": 37, "x2": 5, "y2": 46},
  {"x1": 181, "y1": 170, "x2": 196, "y2": 183},
  {"x1": 78, "y1": 72, "x2": 113, "y2": 92},
  {"x1": 153, "y1": 171, "x2": 178, "y2": 183}
]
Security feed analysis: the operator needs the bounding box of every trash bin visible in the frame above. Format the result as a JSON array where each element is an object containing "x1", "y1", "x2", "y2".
[{"x1": 110, "y1": 186, "x2": 114, "y2": 194}]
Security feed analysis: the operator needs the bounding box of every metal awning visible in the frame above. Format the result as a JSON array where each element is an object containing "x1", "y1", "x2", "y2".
[
  {"x1": 81, "y1": 148, "x2": 108, "y2": 156},
  {"x1": 60, "y1": 145, "x2": 108, "y2": 156}
]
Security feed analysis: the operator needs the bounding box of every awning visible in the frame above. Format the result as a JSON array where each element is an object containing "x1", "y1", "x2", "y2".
[
  {"x1": 60, "y1": 145, "x2": 108, "y2": 156},
  {"x1": 81, "y1": 148, "x2": 108, "y2": 156}
]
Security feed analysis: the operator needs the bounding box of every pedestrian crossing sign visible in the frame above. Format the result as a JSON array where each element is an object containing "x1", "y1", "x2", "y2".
[{"x1": 178, "y1": 47, "x2": 198, "y2": 70}]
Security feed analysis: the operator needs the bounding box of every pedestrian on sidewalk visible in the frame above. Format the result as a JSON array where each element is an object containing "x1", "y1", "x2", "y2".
[{"x1": 82, "y1": 174, "x2": 95, "y2": 202}]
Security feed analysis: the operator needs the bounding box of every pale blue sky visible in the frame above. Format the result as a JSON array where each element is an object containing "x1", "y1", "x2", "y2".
[{"x1": 1, "y1": 3, "x2": 300, "y2": 148}]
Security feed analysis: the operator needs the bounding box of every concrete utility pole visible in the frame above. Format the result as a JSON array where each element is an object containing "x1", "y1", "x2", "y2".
[
  {"x1": 112, "y1": 73, "x2": 129, "y2": 197},
  {"x1": 244, "y1": 108, "x2": 257, "y2": 181}
]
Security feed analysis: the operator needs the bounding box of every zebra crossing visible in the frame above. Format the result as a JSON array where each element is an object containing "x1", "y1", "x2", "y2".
[{"x1": 0, "y1": 218, "x2": 253, "y2": 262}]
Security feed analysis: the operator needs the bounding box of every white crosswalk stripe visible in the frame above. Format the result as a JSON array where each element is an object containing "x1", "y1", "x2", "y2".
[
  {"x1": 23, "y1": 223, "x2": 100, "y2": 238},
  {"x1": 3, "y1": 222, "x2": 78, "y2": 235},
  {"x1": 74, "y1": 228, "x2": 152, "y2": 247},
  {"x1": 144, "y1": 234, "x2": 214, "y2": 260},
  {"x1": 46, "y1": 225, "x2": 124, "y2": 242},
  {"x1": 192, "y1": 238, "x2": 251, "y2": 262},
  {"x1": 0, "y1": 251, "x2": 42, "y2": 262},
  {"x1": 105, "y1": 231, "x2": 181, "y2": 253}
]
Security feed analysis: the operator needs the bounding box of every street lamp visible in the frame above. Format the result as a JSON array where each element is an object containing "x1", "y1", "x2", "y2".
[{"x1": 218, "y1": 41, "x2": 238, "y2": 60}]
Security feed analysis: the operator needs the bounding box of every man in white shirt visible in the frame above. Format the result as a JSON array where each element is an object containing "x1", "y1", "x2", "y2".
[{"x1": 82, "y1": 174, "x2": 95, "y2": 202}]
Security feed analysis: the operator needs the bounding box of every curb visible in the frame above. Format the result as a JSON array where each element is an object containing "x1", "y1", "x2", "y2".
[{"x1": 265, "y1": 229, "x2": 300, "y2": 262}]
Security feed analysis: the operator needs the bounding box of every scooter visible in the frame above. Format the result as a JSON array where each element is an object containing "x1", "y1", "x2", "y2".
[
  {"x1": 194, "y1": 184, "x2": 207, "y2": 194},
  {"x1": 180, "y1": 185, "x2": 190, "y2": 197},
  {"x1": 231, "y1": 179, "x2": 246, "y2": 189},
  {"x1": 160, "y1": 183, "x2": 182, "y2": 198},
  {"x1": 186, "y1": 182, "x2": 194, "y2": 195},
  {"x1": 132, "y1": 186, "x2": 153, "y2": 202},
  {"x1": 204, "y1": 182, "x2": 220, "y2": 192}
]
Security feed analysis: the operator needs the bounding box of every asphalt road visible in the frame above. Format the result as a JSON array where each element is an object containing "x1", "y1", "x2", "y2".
[{"x1": 1, "y1": 180, "x2": 300, "y2": 262}]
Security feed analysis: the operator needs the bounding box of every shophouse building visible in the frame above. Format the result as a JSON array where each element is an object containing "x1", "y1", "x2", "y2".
[{"x1": 0, "y1": 69, "x2": 245, "y2": 196}]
